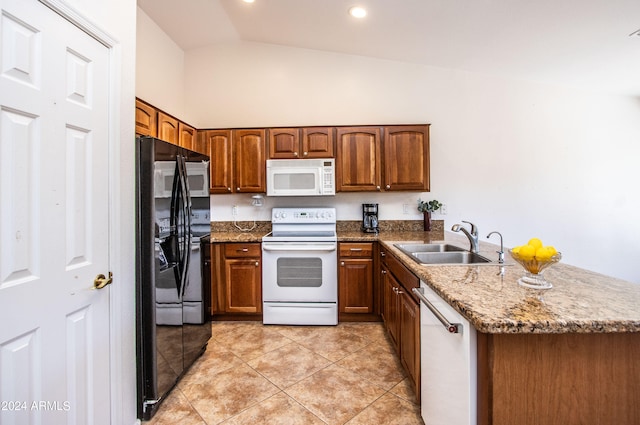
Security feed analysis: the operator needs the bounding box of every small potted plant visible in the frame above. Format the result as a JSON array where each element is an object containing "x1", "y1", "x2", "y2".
[{"x1": 417, "y1": 199, "x2": 442, "y2": 231}]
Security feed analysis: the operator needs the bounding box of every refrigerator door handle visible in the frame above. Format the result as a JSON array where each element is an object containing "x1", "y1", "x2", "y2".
[
  {"x1": 169, "y1": 160, "x2": 182, "y2": 296},
  {"x1": 176, "y1": 155, "x2": 192, "y2": 298}
]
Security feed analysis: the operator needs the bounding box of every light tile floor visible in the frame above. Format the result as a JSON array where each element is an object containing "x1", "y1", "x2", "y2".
[{"x1": 146, "y1": 321, "x2": 425, "y2": 425}]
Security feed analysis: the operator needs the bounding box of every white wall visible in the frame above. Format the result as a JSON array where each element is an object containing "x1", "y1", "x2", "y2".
[
  {"x1": 136, "y1": 8, "x2": 188, "y2": 122},
  {"x1": 179, "y1": 42, "x2": 640, "y2": 284},
  {"x1": 132, "y1": 20, "x2": 640, "y2": 283},
  {"x1": 61, "y1": 0, "x2": 137, "y2": 424}
]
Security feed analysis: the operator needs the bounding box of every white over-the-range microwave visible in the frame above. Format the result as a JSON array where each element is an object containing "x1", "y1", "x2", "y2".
[{"x1": 266, "y1": 158, "x2": 335, "y2": 197}]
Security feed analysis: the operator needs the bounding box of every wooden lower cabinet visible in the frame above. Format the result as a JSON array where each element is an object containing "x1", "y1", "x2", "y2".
[
  {"x1": 210, "y1": 242, "x2": 262, "y2": 317},
  {"x1": 477, "y1": 332, "x2": 640, "y2": 425},
  {"x1": 380, "y1": 247, "x2": 420, "y2": 400},
  {"x1": 338, "y1": 242, "x2": 374, "y2": 315}
]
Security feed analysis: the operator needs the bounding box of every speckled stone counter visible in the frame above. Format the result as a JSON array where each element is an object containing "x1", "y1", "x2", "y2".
[
  {"x1": 209, "y1": 220, "x2": 640, "y2": 334},
  {"x1": 377, "y1": 232, "x2": 640, "y2": 334}
]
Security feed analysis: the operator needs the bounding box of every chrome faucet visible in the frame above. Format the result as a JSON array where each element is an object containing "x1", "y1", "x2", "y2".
[
  {"x1": 451, "y1": 221, "x2": 479, "y2": 253},
  {"x1": 486, "y1": 231, "x2": 504, "y2": 264}
]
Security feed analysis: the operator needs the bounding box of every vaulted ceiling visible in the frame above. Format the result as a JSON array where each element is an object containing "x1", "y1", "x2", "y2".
[{"x1": 137, "y1": 0, "x2": 640, "y2": 95}]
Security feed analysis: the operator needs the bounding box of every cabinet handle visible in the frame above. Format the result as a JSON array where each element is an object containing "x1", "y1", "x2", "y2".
[
  {"x1": 386, "y1": 184, "x2": 391, "y2": 190},
  {"x1": 349, "y1": 248, "x2": 362, "y2": 252},
  {"x1": 381, "y1": 270, "x2": 387, "y2": 275},
  {"x1": 341, "y1": 261, "x2": 345, "y2": 266},
  {"x1": 238, "y1": 248, "x2": 249, "y2": 252},
  {"x1": 412, "y1": 287, "x2": 461, "y2": 334},
  {"x1": 380, "y1": 252, "x2": 386, "y2": 257}
]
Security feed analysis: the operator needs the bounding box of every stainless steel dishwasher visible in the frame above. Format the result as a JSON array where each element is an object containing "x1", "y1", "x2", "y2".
[{"x1": 413, "y1": 281, "x2": 477, "y2": 425}]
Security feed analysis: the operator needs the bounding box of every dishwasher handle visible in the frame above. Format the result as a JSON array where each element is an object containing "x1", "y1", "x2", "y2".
[{"x1": 412, "y1": 287, "x2": 461, "y2": 334}]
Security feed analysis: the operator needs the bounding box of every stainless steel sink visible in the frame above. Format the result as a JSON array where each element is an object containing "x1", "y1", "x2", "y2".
[
  {"x1": 410, "y1": 251, "x2": 491, "y2": 264},
  {"x1": 394, "y1": 243, "x2": 465, "y2": 253},
  {"x1": 393, "y1": 243, "x2": 492, "y2": 265}
]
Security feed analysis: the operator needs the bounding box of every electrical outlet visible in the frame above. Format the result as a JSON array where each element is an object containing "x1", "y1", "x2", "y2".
[
  {"x1": 403, "y1": 204, "x2": 409, "y2": 214},
  {"x1": 232, "y1": 205, "x2": 238, "y2": 216},
  {"x1": 440, "y1": 204, "x2": 447, "y2": 215}
]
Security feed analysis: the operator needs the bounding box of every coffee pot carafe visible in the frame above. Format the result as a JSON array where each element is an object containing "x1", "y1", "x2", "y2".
[{"x1": 362, "y1": 204, "x2": 379, "y2": 233}]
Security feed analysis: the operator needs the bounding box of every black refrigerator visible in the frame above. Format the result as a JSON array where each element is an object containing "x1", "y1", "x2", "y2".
[{"x1": 135, "y1": 137, "x2": 212, "y2": 420}]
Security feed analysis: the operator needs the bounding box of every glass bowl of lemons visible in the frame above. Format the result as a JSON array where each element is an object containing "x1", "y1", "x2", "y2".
[{"x1": 509, "y1": 238, "x2": 561, "y2": 290}]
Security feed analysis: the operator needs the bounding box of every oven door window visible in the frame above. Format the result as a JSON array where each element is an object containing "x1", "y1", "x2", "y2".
[{"x1": 277, "y1": 257, "x2": 322, "y2": 287}]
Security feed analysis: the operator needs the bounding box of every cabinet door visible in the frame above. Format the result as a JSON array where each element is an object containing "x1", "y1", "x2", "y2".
[
  {"x1": 339, "y1": 258, "x2": 373, "y2": 313},
  {"x1": 383, "y1": 125, "x2": 430, "y2": 191},
  {"x1": 335, "y1": 126, "x2": 381, "y2": 192},
  {"x1": 234, "y1": 129, "x2": 266, "y2": 193},
  {"x1": 381, "y1": 265, "x2": 400, "y2": 350},
  {"x1": 268, "y1": 128, "x2": 300, "y2": 159},
  {"x1": 135, "y1": 99, "x2": 156, "y2": 137},
  {"x1": 178, "y1": 122, "x2": 197, "y2": 151},
  {"x1": 203, "y1": 130, "x2": 233, "y2": 194},
  {"x1": 192, "y1": 130, "x2": 210, "y2": 157},
  {"x1": 224, "y1": 258, "x2": 262, "y2": 313},
  {"x1": 302, "y1": 127, "x2": 334, "y2": 158},
  {"x1": 400, "y1": 290, "x2": 421, "y2": 400},
  {"x1": 157, "y1": 111, "x2": 179, "y2": 145}
]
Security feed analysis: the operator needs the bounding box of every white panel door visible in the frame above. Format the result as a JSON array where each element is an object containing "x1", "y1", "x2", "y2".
[{"x1": 0, "y1": 0, "x2": 111, "y2": 424}]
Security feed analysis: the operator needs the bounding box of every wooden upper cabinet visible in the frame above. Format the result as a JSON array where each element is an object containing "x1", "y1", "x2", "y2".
[
  {"x1": 234, "y1": 129, "x2": 266, "y2": 193},
  {"x1": 384, "y1": 125, "x2": 430, "y2": 191},
  {"x1": 178, "y1": 122, "x2": 197, "y2": 151},
  {"x1": 268, "y1": 128, "x2": 300, "y2": 159},
  {"x1": 202, "y1": 130, "x2": 233, "y2": 194},
  {"x1": 157, "y1": 111, "x2": 179, "y2": 145},
  {"x1": 335, "y1": 126, "x2": 382, "y2": 192},
  {"x1": 268, "y1": 127, "x2": 334, "y2": 159},
  {"x1": 302, "y1": 127, "x2": 334, "y2": 158},
  {"x1": 135, "y1": 99, "x2": 156, "y2": 137}
]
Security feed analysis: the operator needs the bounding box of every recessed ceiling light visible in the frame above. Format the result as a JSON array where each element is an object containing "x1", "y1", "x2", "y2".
[
  {"x1": 349, "y1": 6, "x2": 367, "y2": 19},
  {"x1": 242, "y1": 0, "x2": 255, "y2": 3}
]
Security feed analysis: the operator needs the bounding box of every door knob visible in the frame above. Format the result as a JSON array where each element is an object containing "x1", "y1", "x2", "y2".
[{"x1": 94, "y1": 272, "x2": 113, "y2": 290}]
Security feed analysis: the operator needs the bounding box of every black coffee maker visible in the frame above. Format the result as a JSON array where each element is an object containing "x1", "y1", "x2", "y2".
[{"x1": 362, "y1": 204, "x2": 379, "y2": 233}]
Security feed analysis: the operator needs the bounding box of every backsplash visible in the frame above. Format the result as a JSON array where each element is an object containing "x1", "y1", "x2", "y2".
[{"x1": 210, "y1": 219, "x2": 444, "y2": 234}]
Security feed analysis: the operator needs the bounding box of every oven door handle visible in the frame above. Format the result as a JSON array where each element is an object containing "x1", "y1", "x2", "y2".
[{"x1": 262, "y1": 242, "x2": 337, "y2": 252}]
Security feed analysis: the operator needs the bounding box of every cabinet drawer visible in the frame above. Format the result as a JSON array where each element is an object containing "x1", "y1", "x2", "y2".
[
  {"x1": 224, "y1": 243, "x2": 261, "y2": 258},
  {"x1": 339, "y1": 242, "x2": 373, "y2": 258},
  {"x1": 384, "y1": 250, "x2": 419, "y2": 293}
]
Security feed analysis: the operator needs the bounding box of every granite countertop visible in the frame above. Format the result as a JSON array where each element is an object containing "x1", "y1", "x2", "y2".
[
  {"x1": 377, "y1": 232, "x2": 640, "y2": 335},
  {"x1": 208, "y1": 221, "x2": 640, "y2": 334}
]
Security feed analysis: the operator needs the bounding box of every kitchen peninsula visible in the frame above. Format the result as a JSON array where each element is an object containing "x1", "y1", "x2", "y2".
[{"x1": 208, "y1": 220, "x2": 640, "y2": 425}]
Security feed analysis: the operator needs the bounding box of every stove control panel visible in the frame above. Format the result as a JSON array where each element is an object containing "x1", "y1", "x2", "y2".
[{"x1": 271, "y1": 207, "x2": 336, "y2": 224}]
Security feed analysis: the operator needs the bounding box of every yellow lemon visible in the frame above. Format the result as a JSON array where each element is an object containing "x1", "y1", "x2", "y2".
[
  {"x1": 518, "y1": 244, "x2": 536, "y2": 259},
  {"x1": 528, "y1": 238, "x2": 543, "y2": 249},
  {"x1": 535, "y1": 247, "x2": 552, "y2": 261},
  {"x1": 511, "y1": 245, "x2": 521, "y2": 255},
  {"x1": 546, "y1": 246, "x2": 558, "y2": 256}
]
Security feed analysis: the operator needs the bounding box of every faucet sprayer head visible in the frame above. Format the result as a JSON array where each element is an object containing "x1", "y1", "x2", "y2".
[{"x1": 451, "y1": 224, "x2": 461, "y2": 232}]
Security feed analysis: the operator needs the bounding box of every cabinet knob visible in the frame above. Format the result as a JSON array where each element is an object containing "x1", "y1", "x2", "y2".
[
  {"x1": 255, "y1": 261, "x2": 259, "y2": 267},
  {"x1": 380, "y1": 252, "x2": 386, "y2": 257},
  {"x1": 376, "y1": 185, "x2": 380, "y2": 190},
  {"x1": 303, "y1": 151, "x2": 308, "y2": 156},
  {"x1": 386, "y1": 184, "x2": 391, "y2": 190},
  {"x1": 341, "y1": 261, "x2": 345, "y2": 266},
  {"x1": 236, "y1": 187, "x2": 240, "y2": 191},
  {"x1": 294, "y1": 152, "x2": 298, "y2": 157},
  {"x1": 227, "y1": 187, "x2": 231, "y2": 192},
  {"x1": 381, "y1": 270, "x2": 387, "y2": 275}
]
